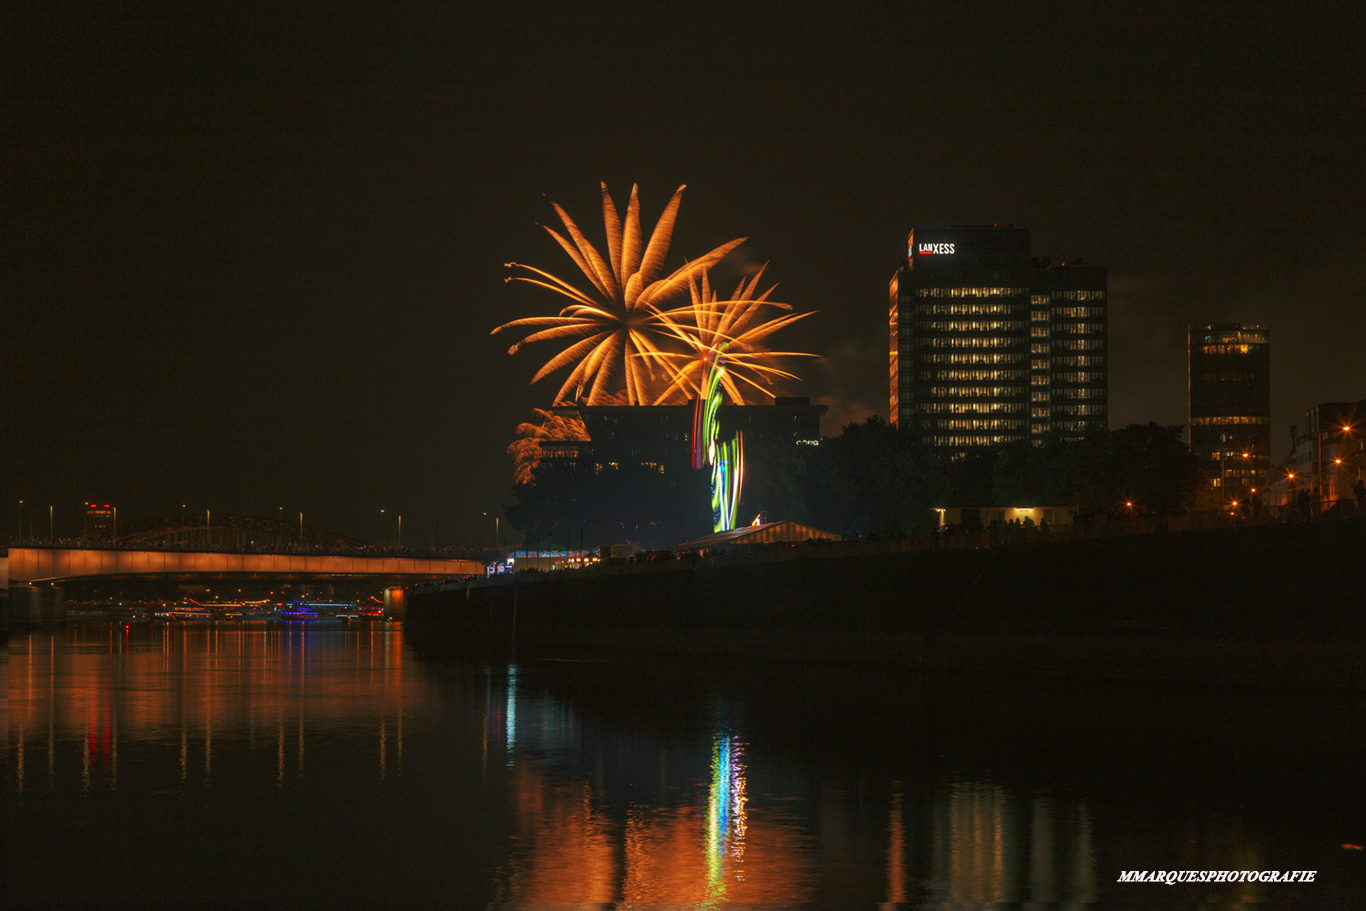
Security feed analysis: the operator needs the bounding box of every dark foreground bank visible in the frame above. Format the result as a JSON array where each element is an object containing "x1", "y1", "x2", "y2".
[{"x1": 409, "y1": 519, "x2": 1366, "y2": 687}]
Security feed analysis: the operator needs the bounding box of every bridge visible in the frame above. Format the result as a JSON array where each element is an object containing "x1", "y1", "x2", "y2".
[
  {"x1": 6, "y1": 513, "x2": 485, "y2": 585},
  {"x1": 7, "y1": 546, "x2": 484, "y2": 585}
]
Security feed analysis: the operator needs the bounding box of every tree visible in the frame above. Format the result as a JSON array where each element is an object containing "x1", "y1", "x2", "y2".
[{"x1": 789, "y1": 417, "x2": 947, "y2": 536}]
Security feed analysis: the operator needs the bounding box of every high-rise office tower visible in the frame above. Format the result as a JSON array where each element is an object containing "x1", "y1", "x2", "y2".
[
  {"x1": 1188, "y1": 323, "x2": 1271, "y2": 501},
  {"x1": 889, "y1": 226, "x2": 1107, "y2": 454},
  {"x1": 85, "y1": 502, "x2": 115, "y2": 539}
]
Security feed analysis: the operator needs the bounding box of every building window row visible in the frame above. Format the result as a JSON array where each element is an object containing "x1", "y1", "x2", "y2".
[
  {"x1": 1200, "y1": 343, "x2": 1261, "y2": 355},
  {"x1": 1055, "y1": 404, "x2": 1106, "y2": 415},
  {"x1": 919, "y1": 369, "x2": 1026, "y2": 381},
  {"x1": 1049, "y1": 290, "x2": 1106, "y2": 302},
  {"x1": 916, "y1": 337, "x2": 1023, "y2": 348},
  {"x1": 1054, "y1": 372, "x2": 1104, "y2": 384},
  {"x1": 928, "y1": 386, "x2": 1024, "y2": 398},
  {"x1": 924, "y1": 435, "x2": 1023, "y2": 447},
  {"x1": 1055, "y1": 339, "x2": 1105, "y2": 350},
  {"x1": 1052, "y1": 387, "x2": 1105, "y2": 400},
  {"x1": 1052, "y1": 322, "x2": 1105, "y2": 335},
  {"x1": 1053, "y1": 306, "x2": 1106, "y2": 318},
  {"x1": 915, "y1": 287, "x2": 1028, "y2": 298},
  {"x1": 1190, "y1": 416, "x2": 1270, "y2": 426},
  {"x1": 913, "y1": 320, "x2": 1026, "y2": 332},
  {"x1": 1053, "y1": 355, "x2": 1105, "y2": 367},
  {"x1": 1193, "y1": 372, "x2": 1258, "y2": 383},
  {"x1": 926, "y1": 418, "x2": 1029, "y2": 431},
  {"x1": 918, "y1": 403, "x2": 1028, "y2": 414},
  {"x1": 912, "y1": 303, "x2": 1021, "y2": 316},
  {"x1": 919, "y1": 352, "x2": 1025, "y2": 365},
  {"x1": 1199, "y1": 330, "x2": 1267, "y2": 346},
  {"x1": 1055, "y1": 420, "x2": 1101, "y2": 432}
]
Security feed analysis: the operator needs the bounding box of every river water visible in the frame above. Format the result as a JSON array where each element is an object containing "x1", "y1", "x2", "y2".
[{"x1": 7, "y1": 624, "x2": 1365, "y2": 906}]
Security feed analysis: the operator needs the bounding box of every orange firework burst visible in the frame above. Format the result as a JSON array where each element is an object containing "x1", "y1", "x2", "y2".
[
  {"x1": 507, "y1": 408, "x2": 588, "y2": 485},
  {"x1": 494, "y1": 183, "x2": 746, "y2": 405},
  {"x1": 644, "y1": 266, "x2": 817, "y2": 405}
]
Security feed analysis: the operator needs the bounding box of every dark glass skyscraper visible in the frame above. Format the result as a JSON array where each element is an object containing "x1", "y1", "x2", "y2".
[
  {"x1": 889, "y1": 226, "x2": 1107, "y2": 454},
  {"x1": 1188, "y1": 323, "x2": 1271, "y2": 501}
]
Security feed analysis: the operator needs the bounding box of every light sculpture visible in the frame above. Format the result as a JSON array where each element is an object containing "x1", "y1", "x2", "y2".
[{"x1": 693, "y1": 351, "x2": 744, "y2": 532}]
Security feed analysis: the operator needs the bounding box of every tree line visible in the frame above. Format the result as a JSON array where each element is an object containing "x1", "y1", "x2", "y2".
[{"x1": 508, "y1": 419, "x2": 1210, "y2": 547}]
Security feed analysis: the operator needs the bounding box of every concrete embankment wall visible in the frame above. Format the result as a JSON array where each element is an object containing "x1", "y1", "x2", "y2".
[{"x1": 408, "y1": 520, "x2": 1366, "y2": 687}]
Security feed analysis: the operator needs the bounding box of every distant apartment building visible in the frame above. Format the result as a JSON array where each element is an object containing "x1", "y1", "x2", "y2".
[
  {"x1": 889, "y1": 226, "x2": 1107, "y2": 455},
  {"x1": 1263, "y1": 399, "x2": 1366, "y2": 508},
  {"x1": 1187, "y1": 324, "x2": 1271, "y2": 501},
  {"x1": 85, "y1": 502, "x2": 115, "y2": 539}
]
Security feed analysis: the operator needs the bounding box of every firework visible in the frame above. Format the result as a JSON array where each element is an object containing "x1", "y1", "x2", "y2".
[
  {"x1": 495, "y1": 184, "x2": 746, "y2": 405},
  {"x1": 507, "y1": 407, "x2": 589, "y2": 485},
  {"x1": 645, "y1": 267, "x2": 817, "y2": 405}
]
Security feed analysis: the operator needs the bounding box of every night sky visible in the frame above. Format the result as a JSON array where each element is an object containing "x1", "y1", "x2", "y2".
[{"x1": 7, "y1": 2, "x2": 1364, "y2": 542}]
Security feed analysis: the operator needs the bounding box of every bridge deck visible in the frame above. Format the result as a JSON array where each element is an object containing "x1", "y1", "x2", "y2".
[{"x1": 7, "y1": 547, "x2": 483, "y2": 584}]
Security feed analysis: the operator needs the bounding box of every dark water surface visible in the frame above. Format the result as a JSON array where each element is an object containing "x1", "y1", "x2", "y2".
[{"x1": 7, "y1": 623, "x2": 1366, "y2": 907}]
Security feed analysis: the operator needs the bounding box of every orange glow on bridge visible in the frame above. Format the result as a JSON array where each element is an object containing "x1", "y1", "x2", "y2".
[{"x1": 7, "y1": 546, "x2": 483, "y2": 583}]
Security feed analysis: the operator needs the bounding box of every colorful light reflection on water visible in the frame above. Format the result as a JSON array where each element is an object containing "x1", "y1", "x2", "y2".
[
  {"x1": 705, "y1": 732, "x2": 749, "y2": 899},
  {"x1": 8, "y1": 625, "x2": 1365, "y2": 907}
]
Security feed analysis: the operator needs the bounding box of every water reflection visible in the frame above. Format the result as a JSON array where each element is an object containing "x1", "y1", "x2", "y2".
[
  {"x1": 9, "y1": 624, "x2": 416, "y2": 795},
  {"x1": 8, "y1": 626, "x2": 1362, "y2": 906},
  {"x1": 485, "y1": 665, "x2": 1108, "y2": 906},
  {"x1": 923, "y1": 783, "x2": 1095, "y2": 906},
  {"x1": 705, "y1": 731, "x2": 748, "y2": 899}
]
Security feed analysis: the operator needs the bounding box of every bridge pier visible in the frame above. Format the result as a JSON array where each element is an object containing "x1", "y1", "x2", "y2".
[
  {"x1": 384, "y1": 586, "x2": 407, "y2": 619},
  {"x1": 8, "y1": 584, "x2": 66, "y2": 623}
]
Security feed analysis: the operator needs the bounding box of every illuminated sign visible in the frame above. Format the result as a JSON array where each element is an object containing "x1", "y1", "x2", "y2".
[{"x1": 916, "y1": 242, "x2": 956, "y2": 256}]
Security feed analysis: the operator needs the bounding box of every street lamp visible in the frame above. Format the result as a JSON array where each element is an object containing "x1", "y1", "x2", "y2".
[{"x1": 379, "y1": 509, "x2": 385, "y2": 545}]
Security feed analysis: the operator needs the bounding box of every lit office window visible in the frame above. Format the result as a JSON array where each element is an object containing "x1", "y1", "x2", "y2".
[{"x1": 1190, "y1": 416, "x2": 1270, "y2": 426}]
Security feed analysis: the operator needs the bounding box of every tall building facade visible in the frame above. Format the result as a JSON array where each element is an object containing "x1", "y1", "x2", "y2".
[
  {"x1": 1187, "y1": 324, "x2": 1271, "y2": 501},
  {"x1": 889, "y1": 226, "x2": 1107, "y2": 454},
  {"x1": 85, "y1": 502, "x2": 115, "y2": 539}
]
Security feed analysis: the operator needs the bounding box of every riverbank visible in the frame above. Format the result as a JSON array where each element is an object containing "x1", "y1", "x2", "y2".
[{"x1": 408, "y1": 518, "x2": 1366, "y2": 687}]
